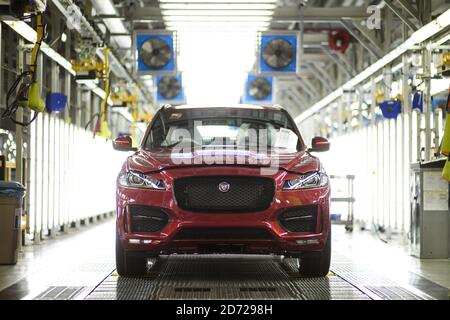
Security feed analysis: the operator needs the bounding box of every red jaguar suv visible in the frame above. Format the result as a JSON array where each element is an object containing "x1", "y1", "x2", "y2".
[{"x1": 113, "y1": 104, "x2": 331, "y2": 277}]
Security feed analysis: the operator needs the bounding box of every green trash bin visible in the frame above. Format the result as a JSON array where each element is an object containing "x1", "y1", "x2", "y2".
[{"x1": 0, "y1": 181, "x2": 25, "y2": 265}]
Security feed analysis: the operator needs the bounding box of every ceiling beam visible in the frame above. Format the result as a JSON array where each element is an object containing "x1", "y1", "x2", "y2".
[
  {"x1": 397, "y1": 0, "x2": 422, "y2": 24},
  {"x1": 321, "y1": 45, "x2": 355, "y2": 78},
  {"x1": 295, "y1": 7, "x2": 450, "y2": 123},
  {"x1": 350, "y1": 19, "x2": 384, "y2": 54},
  {"x1": 295, "y1": 77, "x2": 320, "y2": 100},
  {"x1": 305, "y1": 64, "x2": 334, "y2": 92},
  {"x1": 112, "y1": 6, "x2": 369, "y2": 22},
  {"x1": 384, "y1": 0, "x2": 418, "y2": 31},
  {"x1": 340, "y1": 19, "x2": 383, "y2": 59}
]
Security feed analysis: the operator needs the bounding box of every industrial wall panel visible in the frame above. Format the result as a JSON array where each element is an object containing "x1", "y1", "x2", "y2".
[
  {"x1": 317, "y1": 108, "x2": 428, "y2": 235},
  {"x1": 35, "y1": 113, "x2": 43, "y2": 237},
  {"x1": 29, "y1": 116, "x2": 37, "y2": 236},
  {"x1": 26, "y1": 118, "x2": 127, "y2": 240}
]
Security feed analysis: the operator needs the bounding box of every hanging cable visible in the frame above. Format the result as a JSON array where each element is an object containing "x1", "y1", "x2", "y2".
[{"x1": 1, "y1": 13, "x2": 47, "y2": 126}]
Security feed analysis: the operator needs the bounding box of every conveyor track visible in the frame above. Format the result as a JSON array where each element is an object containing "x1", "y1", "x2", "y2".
[{"x1": 83, "y1": 254, "x2": 433, "y2": 300}]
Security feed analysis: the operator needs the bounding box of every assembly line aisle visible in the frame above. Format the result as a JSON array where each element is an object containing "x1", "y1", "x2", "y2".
[{"x1": 0, "y1": 219, "x2": 449, "y2": 300}]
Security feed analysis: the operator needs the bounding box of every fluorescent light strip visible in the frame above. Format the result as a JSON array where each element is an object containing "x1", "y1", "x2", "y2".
[
  {"x1": 437, "y1": 33, "x2": 450, "y2": 45},
  {"x1": 160, "y1": 4, "x2": 277, "y2": 10},
  {"x1": 166, "y1": 26, "x2": 269, "y2": 32},
  {"x1": 165, "y1": 21, "x2": 270, "y2": 27},
  {"x1": 159, "y1": 0, "x2": 276, "y2": 3},
  {"x1": 162, "y1": 16, "x2": 272, "y2": 22},
  {"x1": 360, "y1": 58, "x2": 413, "y2": 90},
  {"x1": 161, "y1": 10, "x2": 273, "y2": 16},
  {"x1": 295, "y1": 8, "x2": 450, "y2": 123},
  {"x1": 177, "y1": 31, "x2": 258, "y2": 36}
]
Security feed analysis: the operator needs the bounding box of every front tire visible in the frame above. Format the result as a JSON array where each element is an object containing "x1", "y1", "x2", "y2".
[
  {"x1": 116, "y1": 230, "x2": 148, "y2": 276},
  {"x1": 299, "y1": 227, "x2": 331, "y2": 277}
]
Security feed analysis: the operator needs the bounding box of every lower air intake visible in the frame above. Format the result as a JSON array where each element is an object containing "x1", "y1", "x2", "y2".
[
  {"x1": 278, "y1": 206, "x2": 318, "y2": 233},
  {"x1": 129, "y1": 206, "x2": 169, "y2": 233},
  {"x1": 174, "y1": 227, "x2": 273, "y2": 240}
]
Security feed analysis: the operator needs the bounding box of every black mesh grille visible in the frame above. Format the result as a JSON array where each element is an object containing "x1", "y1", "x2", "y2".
[
  {"x1": 278, "y1": 206, "x2": 318, "y2": 233},
  {"x1": 174, "y1": 228, "x2": 273, "y2": 240},
  {"x1": 173, "y1": 176, "x2": 275, "y2": 213},
  {"x1": 129, "y1": 206, "x2": 169, "y2": 233}
]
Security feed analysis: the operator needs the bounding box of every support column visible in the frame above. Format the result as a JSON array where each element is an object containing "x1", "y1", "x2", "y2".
[
  {"x1": 422, "y1": 41, "x2": 432, "y2": 162},
  {"x1": 33, "y1": 53, "x2": 43, "y2": 244},
  {"x1": 0, "y1": 22, "x2": 3, "y2": 107},
  {"x1": 64, "y1": 32, "x2": 71, "y2": 123},
  {"x1": 402, "y1": 20, "x2": 412, "y2": 234},
  {"x1": 420, "y1": 1, "x2": 432, "y2": 162},
  {"x1": 15, "y1": 37, "x2": 24, "y2": 252},
  {"x1": 75, "y1": 86, "x2": 82, "y2": 127}
]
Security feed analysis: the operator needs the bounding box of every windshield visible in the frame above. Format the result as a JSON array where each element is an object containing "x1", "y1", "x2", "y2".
[{"x1": 144, "y1": 108, "x2": 303, "y2": 151}]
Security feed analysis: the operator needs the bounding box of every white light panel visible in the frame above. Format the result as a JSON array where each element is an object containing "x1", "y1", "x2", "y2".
[{"x1": 159, "y1": 0, "x2": 275, "y2": 104}]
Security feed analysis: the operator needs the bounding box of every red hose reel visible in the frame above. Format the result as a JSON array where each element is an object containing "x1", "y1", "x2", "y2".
[{"x1": 328, "y1": 30, "x2": 352, "y2": 53}]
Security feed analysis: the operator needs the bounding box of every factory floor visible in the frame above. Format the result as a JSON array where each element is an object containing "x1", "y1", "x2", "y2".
[{"x1": 0, "y1": 217, "x2": 449, "y2": 300}]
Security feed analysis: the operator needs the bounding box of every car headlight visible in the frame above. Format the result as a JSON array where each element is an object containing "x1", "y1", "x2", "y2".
[
  {"x1": 118, "y1": 171, "x2": 165, "y2": 190},
  {"x1": 283, "y1": 172, "x2": 329, "y2": 190}
]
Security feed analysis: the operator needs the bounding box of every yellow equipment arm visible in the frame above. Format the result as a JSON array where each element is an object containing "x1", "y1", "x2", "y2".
[
  {"x1": 98, "y1": 47, "x2": 112, "y2": 139},
  {"x1": 30, "y1": 13, "x2": 44, "y2": 76}
]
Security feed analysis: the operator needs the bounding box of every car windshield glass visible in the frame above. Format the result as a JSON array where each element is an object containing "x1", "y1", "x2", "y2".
[{"x1": 144, "y1": 108, "x2": 303, "y2": 151}]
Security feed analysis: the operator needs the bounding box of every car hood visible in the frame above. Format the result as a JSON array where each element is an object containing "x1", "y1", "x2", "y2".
[{"x1": 126, "y1": 148, "x2": 321, "y2": 174}]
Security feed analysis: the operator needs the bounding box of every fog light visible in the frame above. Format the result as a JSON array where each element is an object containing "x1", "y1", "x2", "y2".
[
  {"x1": 142, "y1": 240, "x2": 152, "y2": 244},
  {"x1": 296, "y1": 240, "x2": 307, "y2": 245},
  {"x1": 129, "y1": 239, "x2": 140, "y2": 244}
]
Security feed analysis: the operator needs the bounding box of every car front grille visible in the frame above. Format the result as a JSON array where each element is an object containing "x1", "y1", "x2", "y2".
[
  {"x1": 278, "y1": 206, "x2": 318, "y2": 233},
  {"x1": 174, "y1": 227, "x2": 273, "y2": 240},
  {"x1": 173, "y1": 176, "x2": 275, "y2": 213},
  {"x1": 129, "y1": 206, "x2": 169, "y2": 233}
]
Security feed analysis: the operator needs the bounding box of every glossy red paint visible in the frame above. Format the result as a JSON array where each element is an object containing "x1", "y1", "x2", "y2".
[{"x1": 115, "y1": 106, "x2": 331, "y2": 257}]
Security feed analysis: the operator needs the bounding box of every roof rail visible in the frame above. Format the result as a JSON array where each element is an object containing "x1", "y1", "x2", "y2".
[{"x1": 272, "y1": 104, "x2": 284, "y2": 110}]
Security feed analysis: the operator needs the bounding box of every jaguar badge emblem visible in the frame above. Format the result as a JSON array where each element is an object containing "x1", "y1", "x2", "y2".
[{"x1": 218, "y1": 182, "x2": 230, "y2": 193}]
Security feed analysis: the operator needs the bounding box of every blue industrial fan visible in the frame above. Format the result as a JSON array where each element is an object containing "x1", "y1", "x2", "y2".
[
  {"x1": 155, "y1": 74, "x2": 185, "y2": 105},
  {"x1": 259, "y1": 32, "x2": 299, "y2": 74},
  {"x1": 244, "y1": 74, "x2": 273, "y2": 104},
  {"x1": 136, "y1": 32, "x2": 176, "y2": 74}
]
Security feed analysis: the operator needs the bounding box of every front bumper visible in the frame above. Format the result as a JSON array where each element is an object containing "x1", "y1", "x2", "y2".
[{"x1": 116, "y1": 167, "x2": 331, "y2": 255}]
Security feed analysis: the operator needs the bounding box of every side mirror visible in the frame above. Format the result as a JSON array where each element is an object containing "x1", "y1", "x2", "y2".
[
  {"x1": 309, "y1": 136, "x2": 330, "y2": 152},
  {"x1": 113, "y1": 136, "x2": 137, "y2": 152}
]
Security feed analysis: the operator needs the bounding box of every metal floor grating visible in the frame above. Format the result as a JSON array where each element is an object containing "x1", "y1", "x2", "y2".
[
  {"x1": 83, "y1": 253, "x2": 434, "y2": 300},
  {"x1": 33, "y1": 286, "x2": 85, "y2": 300}
]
